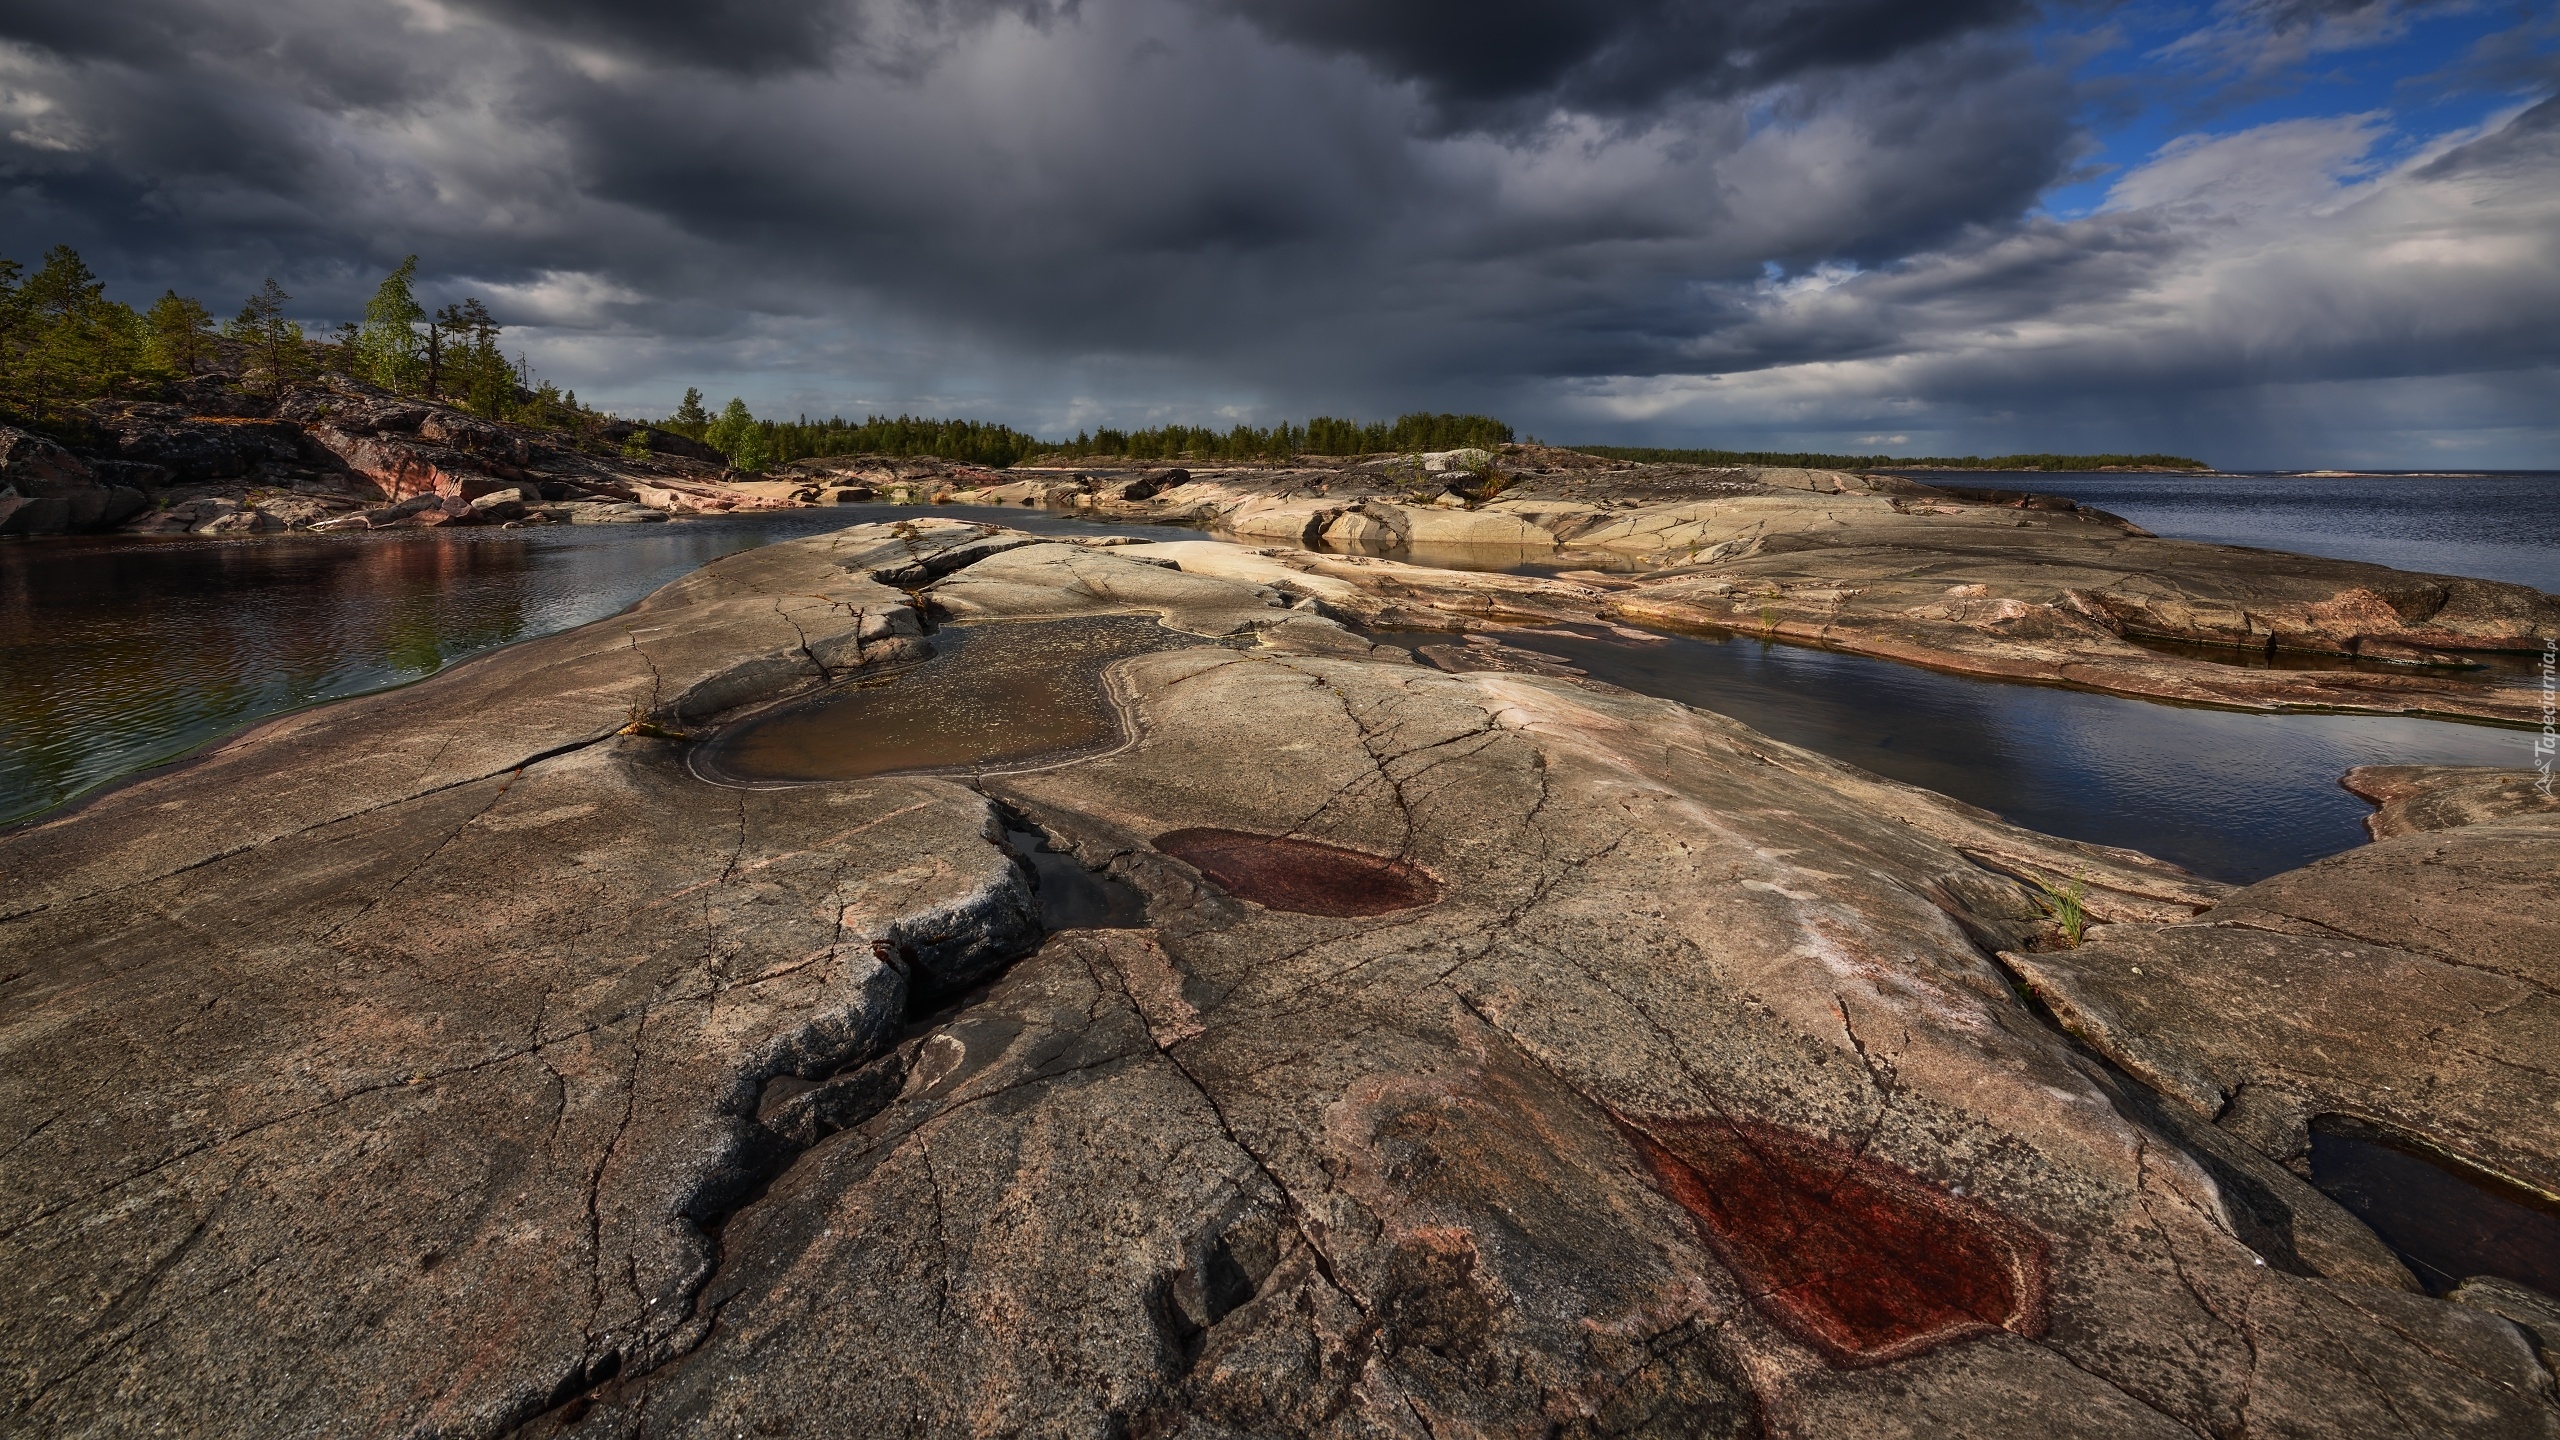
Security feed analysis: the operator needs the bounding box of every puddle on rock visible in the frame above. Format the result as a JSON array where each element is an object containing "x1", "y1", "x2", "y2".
[
  {"x1": 1154, "y1": 828, "x2": 1439, "y2": 916},
  {"x1": 694, "y1": 617, "x2": 1207, "y2": 783},
  {"x1": 1622, "y1": 1114, "x2": 2048, "y2": 1367},
  {"x1": 1004, "y1": 821, "x2": 1148, "y2": 930},
  {"x1": 2307, "y1": 1117, "x2": 2560, "y2": 1297}
]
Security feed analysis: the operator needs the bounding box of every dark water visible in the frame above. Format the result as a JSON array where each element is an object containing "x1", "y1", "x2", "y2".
[
  {"x1": 1437, "y1": 623, "x2": 2529, "y2": 884},
  {"x1": 2307, "y1": 1119, "x2": 2560, "y2": 1297},
  {"x1": 0, "y1": 515, "x2": 829, "y2": 825},
  {"x1": 1906, "y1": 472, "x2": 2560, "y2": 596},
  {"x1": 691, "y1": 617, "x2": 1212, "y2": 784},
  {"x1": 1003, "y1": 820, "x2": 1149, "y2": 930}
]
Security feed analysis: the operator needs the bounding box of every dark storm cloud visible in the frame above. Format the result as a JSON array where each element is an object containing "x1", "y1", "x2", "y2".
[
  {"x1": 444, "y1": 0, "x2": 853, "y2": 72},
  {"x1": 1208, "y1": 0, "x2": 2033, "y2": 128},
  {"x1": 1, "y1": 0, "x2": 2553, "y2": 462},
  {"x1": 442, "y1": 0, "x2": 1079, "y2": 75}
]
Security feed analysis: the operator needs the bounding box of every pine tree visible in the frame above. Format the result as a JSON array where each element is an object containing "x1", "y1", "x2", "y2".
[
  {"x1": 224, "y1": 277, "x2": 308, "y2": 398},
  {"x1": 432, "y1": 298, "x2": 507, "y2": 419},
  {"x1": 18, "y1": 246, "x2": 142, "y2": 423},
  {"x1": 144, "y1": 291, "x2": 215, "y2": 376},
  {"x1": 668, "y1": 387, "x2": 711, "y2": 437},
  {"x1": 355, "y1": 256, "x2": 426, "y2": 393},
  {"x1": 0, "y1": 258, "x2": 25, "y2": 416}
]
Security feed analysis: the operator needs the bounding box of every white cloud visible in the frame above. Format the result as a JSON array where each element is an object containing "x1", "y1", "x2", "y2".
[{"x1": 1562, "y1": 98, "x2": 2560, "y2": 465}]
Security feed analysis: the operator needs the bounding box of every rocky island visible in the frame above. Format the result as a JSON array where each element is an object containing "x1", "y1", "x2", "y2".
[{"x1": 4, "y1": 517, "x2": 2554, "y2": 1438}]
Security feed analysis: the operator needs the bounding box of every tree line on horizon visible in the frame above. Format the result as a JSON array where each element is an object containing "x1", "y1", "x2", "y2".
[{"x1": 652, "y1": 400, "x2": 1520, "y2": 471}]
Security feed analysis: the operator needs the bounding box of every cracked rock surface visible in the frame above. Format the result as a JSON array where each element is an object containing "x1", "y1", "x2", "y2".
[
  {"x1": 0, "y1": 521, "x2": 1032, "y2": 1436},
  {"x1": 2006, "y1": 764, "x2": 2560, "y2": 1207},
  {"x1": 5, "y1": 522, "x2": 2555, "y2": 1439}
]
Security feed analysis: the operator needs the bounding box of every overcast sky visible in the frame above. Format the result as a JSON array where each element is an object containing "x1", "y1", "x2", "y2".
[{"x1": 5, "y1": 0, "x2": 2555, "y2": 466}]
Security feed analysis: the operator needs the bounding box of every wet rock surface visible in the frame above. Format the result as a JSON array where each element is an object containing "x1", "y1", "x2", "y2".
[{"x1": 5, "y1": 522, "x2": 2556, "y2": 1438}]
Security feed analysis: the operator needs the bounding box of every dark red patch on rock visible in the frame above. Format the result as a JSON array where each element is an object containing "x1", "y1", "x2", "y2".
[
  {"x1": 1154, "y1": 828, "x2": 1439, "y2": 917},
  {"x1": 1621, "y1": 1114, "x2": 2048, "y2": 1367}
]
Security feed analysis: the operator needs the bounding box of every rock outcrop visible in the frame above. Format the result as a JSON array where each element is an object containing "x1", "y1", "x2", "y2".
[
  {"x1": 981, "y1": 513, "x2": 2558, "y2": 723},
  {"x1": 5, "y1": 522, "x2": 2553, "y2": 1438},
  {"x1": 6, "y1": 376, "x2": 807, "y2": 535},
  {"x1": 0, "y1": 425, "x2": 150, "y2": 536}
]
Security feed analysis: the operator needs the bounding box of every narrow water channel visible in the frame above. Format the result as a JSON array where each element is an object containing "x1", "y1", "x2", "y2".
[{"x1": 1414, "y1": 622, "x2": 2531, "y2": 884}]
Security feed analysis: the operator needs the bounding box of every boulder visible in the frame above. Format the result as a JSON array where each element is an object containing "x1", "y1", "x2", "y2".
[
  {"x1": 1420, "y1": 446, "x2": 1493, "y2": 472},
  {"x1": 195, "y1": 507, "x2": 285, "y2": 535},
  {"x1": 0, "y1": 493, "x2": 70, "y2": 536},
  {"x1": 0, "y1": 425, "x2": 96, "y2": 493},
  {"x1": 1220, "y1": 496, "x2": 1346, "y2": 543},
  {"x1": 122, "y1": 495, "x2": 239, "y2": 534},
  {"x1": 599, "y1": 420, "x2": 726, "y2": 464}
]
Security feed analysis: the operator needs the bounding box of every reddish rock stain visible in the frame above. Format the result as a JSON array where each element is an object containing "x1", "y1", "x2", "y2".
[
  {"x1": 1154, "y1": 828, "x2": 1439, "y2": 917},
  {"x1": 1621, "y1": 1114, "x2": 2049, "y2": 1367}
]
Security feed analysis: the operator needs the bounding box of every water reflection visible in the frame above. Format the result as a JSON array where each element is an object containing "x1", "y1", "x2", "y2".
[
  {"x1": 2307, "y1": 1118, "x2": 2560, "y2": 1297},
  {"x1": 1406, "y1": 623, "x2": 2530, "y2": 883},
  {"x1": 0, "y1": 515, "x2": 857, "y2": 824}
]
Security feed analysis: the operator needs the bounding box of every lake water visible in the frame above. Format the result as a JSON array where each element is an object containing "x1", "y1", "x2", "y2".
[
  {"x1": 1, "y1": 494, "x2": 2542, "y2": 887},
  {"x1": 1900, "y1": 471, "x2": 2560, "y2": 596}
]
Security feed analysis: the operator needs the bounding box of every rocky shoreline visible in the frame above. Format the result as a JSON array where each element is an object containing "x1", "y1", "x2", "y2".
[
  {"x1": 8, "y1": 390, "x2": 2552, "y2": 729},
  {"x1": 0, "y1": 380, "x2": 933, "y2": 540},
  {"x1": 4, "y1": 519, "x2": 2553, "y2": 1438},
  {"x1": 914, "y1": 454, "x2": 2558, "y2": 726}
]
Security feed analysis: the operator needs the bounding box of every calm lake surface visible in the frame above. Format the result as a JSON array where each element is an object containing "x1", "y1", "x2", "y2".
[
  {"x1": 2, "y1": 492, "x2": 2543, "y2": 885},
  {"x1": 1903, "y1": 471, "x2": 2560, "y2": 595}
]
